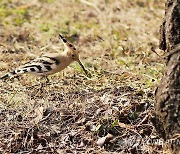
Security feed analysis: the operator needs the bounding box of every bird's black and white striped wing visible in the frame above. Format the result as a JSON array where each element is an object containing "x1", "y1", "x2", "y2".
[
  {"x1": 0, "y1": 55, "x2": 61, "y2": 79},
  {"x1": 22, "y1": 56, "x2": 60, "y2": 75}
]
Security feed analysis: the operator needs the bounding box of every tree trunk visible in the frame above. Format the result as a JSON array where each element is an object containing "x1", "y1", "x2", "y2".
[{"x1": 154, "y1": 0, "x2": 180, "y2": 152}]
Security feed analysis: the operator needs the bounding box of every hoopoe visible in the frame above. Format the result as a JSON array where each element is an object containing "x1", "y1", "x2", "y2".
[{"x1": 0, "y1": 34, "x2": 88, "y2": 80}]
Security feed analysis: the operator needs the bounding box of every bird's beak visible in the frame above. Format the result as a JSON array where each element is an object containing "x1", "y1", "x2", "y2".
[{"x1": 77, "y1": 59, "x2": 88, "y2": 75}]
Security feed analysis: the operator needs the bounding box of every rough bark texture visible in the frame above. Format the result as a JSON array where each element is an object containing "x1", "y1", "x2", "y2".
[{"x1": 154, "y1": 0, "x2": 180, "y2": 151}]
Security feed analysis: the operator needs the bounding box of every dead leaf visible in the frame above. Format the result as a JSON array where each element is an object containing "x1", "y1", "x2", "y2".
[
  {"x1": 96, "y1": 133, "x2": 113, "y2": 146},
  {"x1": 76, "y1": 117, "x2": 86, "y2": 125},
  {"x1": 31, "y1": 106, "x2": 44, "y2": 124},
  {"x1": 119, "y1": 122, "x2": 134, "y2": 129}
]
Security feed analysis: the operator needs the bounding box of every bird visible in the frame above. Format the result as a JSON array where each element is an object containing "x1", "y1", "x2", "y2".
[{"x1": 0, "y1": 34, "x2": 88, "y2": 81}]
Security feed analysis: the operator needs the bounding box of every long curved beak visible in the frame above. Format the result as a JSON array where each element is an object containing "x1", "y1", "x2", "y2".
[{"x1": 77, "y1": 59, "x2": 88, "y2": 75}]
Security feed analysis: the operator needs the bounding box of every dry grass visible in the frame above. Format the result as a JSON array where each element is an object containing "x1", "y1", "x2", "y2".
[{"x1": 0, "y1": 0, "x2": 168, "y2": 153}]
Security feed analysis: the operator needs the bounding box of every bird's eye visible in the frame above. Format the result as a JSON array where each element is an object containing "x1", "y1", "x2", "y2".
[{"x1": 72, "y1": 54, "x2": 75, "y2": 58}]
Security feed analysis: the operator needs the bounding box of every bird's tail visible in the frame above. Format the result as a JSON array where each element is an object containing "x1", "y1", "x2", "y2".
[{"x1": 0, "y1": 68, "x2": 28, "y2": 80}]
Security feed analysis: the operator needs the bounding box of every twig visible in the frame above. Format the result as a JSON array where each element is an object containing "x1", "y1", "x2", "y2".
[
  {"x1": 79, "y1": 0, "x2": 106, "y2": 27},
  {"x1": 137, "y1": 114, "x2": 149, "y2": 127},
  {"x1": 168, "y1": 43, "x2": 180, "y2": 57},
  {"x1": 79, "y1": 0, "x2": 101, "y2": 15},
  {"x1": 23, "y1": 127, "x2": 32, "y2": 147},
  {"x1": 38, "y1": 112, "x2": 52, "y2": 123},
  {"x1": 151, "y1": 47, "x2": 165, "y2": 60}
]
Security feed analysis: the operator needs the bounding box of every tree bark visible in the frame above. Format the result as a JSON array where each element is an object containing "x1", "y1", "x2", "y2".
[{"x1": 154, "y1": 0, "x2": 180, "y2": 151}]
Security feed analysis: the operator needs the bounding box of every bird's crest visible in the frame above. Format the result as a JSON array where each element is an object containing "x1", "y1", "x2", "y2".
[{"x1": 59, "y1": 34, "x2": 77, "y2": 51}]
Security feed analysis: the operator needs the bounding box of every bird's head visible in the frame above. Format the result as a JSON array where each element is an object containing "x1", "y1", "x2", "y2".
[{"x1": 59, "y1": 34, "x2": 88, "y2": 75}]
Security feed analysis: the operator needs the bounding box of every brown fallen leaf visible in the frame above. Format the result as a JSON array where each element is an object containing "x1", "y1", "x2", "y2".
[
  {"x1": 119, "y1": 122, "x2": 134, "y2": 129},
  {"x1": 76, "y1": 117, "x2": 86, "y2": 125},
  {"x1": 96, "y1": 133, "x2": 113, "y2": 147},
  {"x1": 31, "y1": 106, "x2": 44, "y2": 124}
]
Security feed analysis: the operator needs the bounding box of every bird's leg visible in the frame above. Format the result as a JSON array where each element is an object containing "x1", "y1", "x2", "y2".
[
  {"x1": 45, "y1": 76, "x2": 49, "y2": 84},
  {"x1": 32, "y1": 76, "x2": 49, "y2": 97},
  {"x1": 39, "y1": 76, "x2": 45, "y2": 89},
  {"x1": 39, "y1": 76, "x2": 50, "y2": 90}
]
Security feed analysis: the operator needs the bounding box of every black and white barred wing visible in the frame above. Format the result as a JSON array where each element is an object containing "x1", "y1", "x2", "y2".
[
  {"x1": 22, "y1": 56, "x2": 60, "y2": 75},
  {"x1": 0, "y1": 55, "x2": 60, "y2": 79}
]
